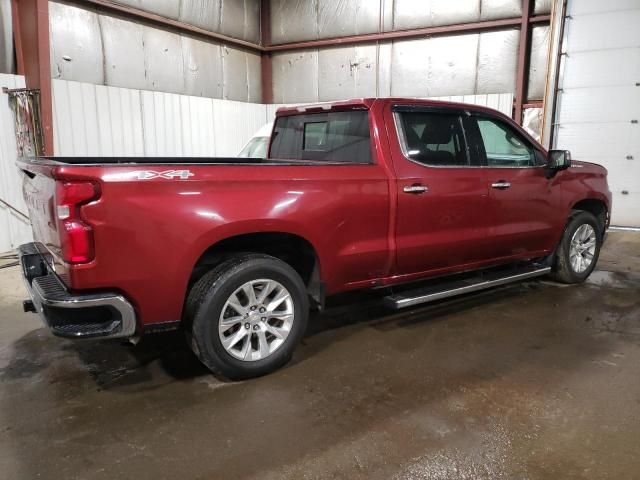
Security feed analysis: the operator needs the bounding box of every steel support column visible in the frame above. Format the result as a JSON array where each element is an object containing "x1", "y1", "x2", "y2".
[
  {"x1": 260, "y1": 0, "x2": 273, "y2": 104},
  {"x1": 11, "y1": 0, "x2": 53, "y2": 155},
  {"x1": 514, "y1": 0, "x2": 534, "y2": 124}
]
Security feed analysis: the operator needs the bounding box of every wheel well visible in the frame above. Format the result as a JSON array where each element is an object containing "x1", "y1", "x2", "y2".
[
  {"x1": 571, "y1": 199, "x2": 608, "y2": 232},
  {"x1": 189, "y1": 232, "x2": 323, "y2": 308}
]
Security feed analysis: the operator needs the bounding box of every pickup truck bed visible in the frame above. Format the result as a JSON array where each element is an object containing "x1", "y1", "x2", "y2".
[{"x1": 18, "y1": 97, "x2": 612, "y2": 378}]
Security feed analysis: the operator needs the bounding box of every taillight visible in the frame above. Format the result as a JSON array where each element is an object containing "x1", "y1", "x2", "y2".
[{"x1": 55, "y1": 181, "x2": 100, "y2": 263}]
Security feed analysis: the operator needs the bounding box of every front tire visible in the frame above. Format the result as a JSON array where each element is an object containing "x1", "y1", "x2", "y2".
[
  {"x1": 185, "y1": 254, "x2": 309, "y2": 379},
  {"x1": 551, "y1": 211, "x2": 602, "y2": 284}
]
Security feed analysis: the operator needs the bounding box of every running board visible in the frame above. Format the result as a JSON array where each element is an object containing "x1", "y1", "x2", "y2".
[{"x1": 384, "y1": 265, "x2": 551, "y2": 310}]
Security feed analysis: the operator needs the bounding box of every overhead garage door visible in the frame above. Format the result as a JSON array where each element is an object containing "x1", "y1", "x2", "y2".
[{"x1": 554, "y1": 0, "x2": 640, "y2": 227}]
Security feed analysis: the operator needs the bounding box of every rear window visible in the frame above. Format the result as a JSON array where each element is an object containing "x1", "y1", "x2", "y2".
[{"x1": 269, "y1": 111, "x2": 372, "y2": 163}]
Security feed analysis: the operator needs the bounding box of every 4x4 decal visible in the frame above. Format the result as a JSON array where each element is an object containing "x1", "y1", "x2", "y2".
[{"x1": 133, "y1": 170, "x2": 194, "y2": 180}]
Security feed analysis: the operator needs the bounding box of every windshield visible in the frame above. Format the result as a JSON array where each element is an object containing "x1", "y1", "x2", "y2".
[{"x1": 238, "y1": 137, "x2": 269, "y2": 158}]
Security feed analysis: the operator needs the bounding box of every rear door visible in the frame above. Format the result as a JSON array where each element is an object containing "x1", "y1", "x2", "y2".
[
  {"x1": 386, "y1": 105, "x2": 490, "y2": 276},
  {"x1": 464, "y1": 113, "x2": 563, "y2": 259}
]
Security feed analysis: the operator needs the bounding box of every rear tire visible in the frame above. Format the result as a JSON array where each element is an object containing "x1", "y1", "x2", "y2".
[
  {"x1": 185, "y1": 254, "x2": 309, "y2": 379},
  {"x1": 551, "y1": 211, "x2": 602, "y2": 284}
]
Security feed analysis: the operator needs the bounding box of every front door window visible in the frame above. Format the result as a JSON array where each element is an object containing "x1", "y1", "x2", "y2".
[{"x1": 475, "y1": 117, "x2": 537, "y2": 168}]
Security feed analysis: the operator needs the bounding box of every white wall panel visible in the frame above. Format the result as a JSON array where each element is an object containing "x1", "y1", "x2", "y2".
[
  {"x1": 567, "y1": 0, "x2": 640, "y2": 15},
  {"x1": 0, "y1": 74, "x2": 32, "y2": 253},
  {"x1": 557, "y1": 86, "x2": 639, "y2": 124},
  {"x1": 562, "y1": 48, "x2": 640, "y2": 89},
  {"x1": 556, "y1": 123, "x2": 638, "y2": 163},
  {"x1": 186, "y1": 96, "x2": 217, "y2": 156},
  {"x1": 555, "y1": 0, "x2": 640, "y2": 226},
  {"x1": 212, "y1": 98, "x2": 271, "y2": 156},
  {"x1": 610, "y1": 193, "x2": 640, "y2": 227},
  {"x1": 564, "y1": 9, "x2": 640, "y2": 53},
  {"x1": 53, "y1": 80, "x2": 145, "y2": 156},
  {"x1": 52, "y1": 79, "x2": 270, "y2": 158}
]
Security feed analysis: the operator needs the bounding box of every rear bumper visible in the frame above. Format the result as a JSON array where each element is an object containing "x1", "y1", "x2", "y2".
[{"x1": 19, "y1": 243, "x2": 137, "y2": 339}]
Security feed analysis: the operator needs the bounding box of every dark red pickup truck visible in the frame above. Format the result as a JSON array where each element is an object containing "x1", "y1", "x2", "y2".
[{"x1": 18, "y1": 98, "x2": 611, "y2": 378}]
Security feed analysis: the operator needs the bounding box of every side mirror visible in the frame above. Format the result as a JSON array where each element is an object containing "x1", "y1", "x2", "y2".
[
  {"x1": 546, "y1": 150, "x2": 571, "y2": 177},
  {"x1": 548, "y1": 150, "x2": 571, "y2": 169}
]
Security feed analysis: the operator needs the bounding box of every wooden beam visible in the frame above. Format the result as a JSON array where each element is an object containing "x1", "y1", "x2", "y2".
[{"x1": 514, "y1": 0, "x2": 534, "y2": 124}]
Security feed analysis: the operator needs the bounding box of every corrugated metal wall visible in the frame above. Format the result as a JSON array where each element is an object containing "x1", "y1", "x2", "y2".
[
  {"x1": 271, "y1": 0, "x2": 551, "y2": 103},
  {"x1": 52, "y1": 79, "x2": 271, "y2": 157},
  {"x1": 0, "y1": 0, "x2": 14, "y2": 74},
  {"x1": 0, "y1": 74, "x2": 32, "y2": 253},
  {"x1": 113, "y1": 0, "x2": 261, "y2": 44},
  {"x1": 47, "y1": 1, "x2": 551, "y2": 105},
  {"x1": 49, "y1": 1, "x2": 262, "y2": 102},
  {"x1": 271, "y1": 0, "x2": 551, "y2": 42}
]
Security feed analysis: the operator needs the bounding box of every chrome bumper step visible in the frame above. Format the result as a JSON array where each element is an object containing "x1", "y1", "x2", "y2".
[
  {"x1": 384, "y1": 264, "x2": 551, "y2": 309},
  {"x1": 18, "y1": 243, "x2": 137, "y2": 339}
]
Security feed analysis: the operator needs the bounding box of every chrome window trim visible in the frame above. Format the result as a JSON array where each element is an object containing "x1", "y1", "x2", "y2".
[{"x1": 392, "y1": 107, "x2": 548, "y2": 170}]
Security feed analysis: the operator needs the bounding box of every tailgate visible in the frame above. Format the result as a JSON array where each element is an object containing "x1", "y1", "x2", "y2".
[{"x1": 19, "y1": 162, "x2": 61, "y2": 269}]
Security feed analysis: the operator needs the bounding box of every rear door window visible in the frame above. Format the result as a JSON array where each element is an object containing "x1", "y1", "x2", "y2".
[
  {"x1": 395, "y1": 111, "x2": 472, "y2": 167},
  {"x1": 270, "y1": 111, "x2": 372, "y2": 163}
]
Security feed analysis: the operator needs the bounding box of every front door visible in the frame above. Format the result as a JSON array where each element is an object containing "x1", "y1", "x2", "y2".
[
  {"x1": 464, "y1": 114, "x2": 564, "y2": 260},
  {"x1": 385, "y1": 106, "x2": 490, "y2": 277}
]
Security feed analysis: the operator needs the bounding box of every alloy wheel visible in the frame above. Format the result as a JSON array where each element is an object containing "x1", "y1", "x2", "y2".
[{"x1": 218, "y1": 279, "x2": 294, "y2": 361}]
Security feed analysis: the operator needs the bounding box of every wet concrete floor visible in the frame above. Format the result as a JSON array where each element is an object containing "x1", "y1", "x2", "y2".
[{"x1": 0, "y1": 232, "x2": 639, "y2": 479}]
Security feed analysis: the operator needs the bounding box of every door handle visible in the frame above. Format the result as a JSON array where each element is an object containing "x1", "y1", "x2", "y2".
[
  {"x1": 403, "y1": 184, "x2": 428, "y2": 194},
  {"x1": 491, "y1": 181, "x2": 511, "y2": 189}
]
